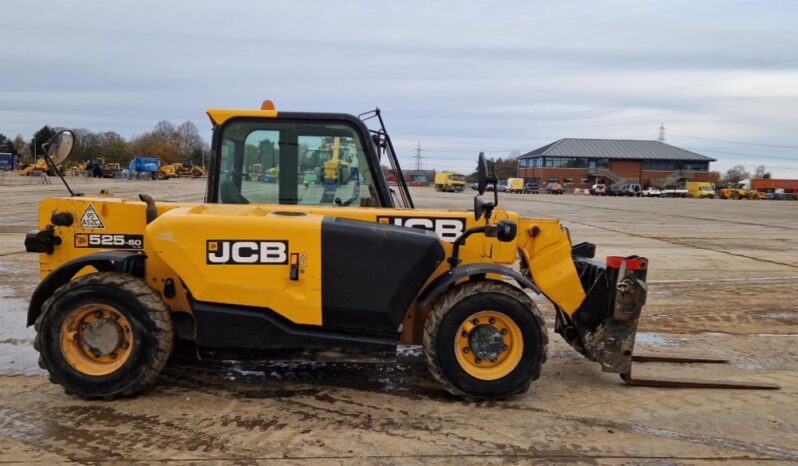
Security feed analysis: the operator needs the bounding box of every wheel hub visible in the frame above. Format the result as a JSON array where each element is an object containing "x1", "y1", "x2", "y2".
[
  {"x1": 60, "y1": 304, "x2": 133, "y2": 376},
  {"x1": 82, "y1": 319, "x2": 123, "y2": 356},
  {"x1": 468, "y1": 324, "x2": 505, "y2": 361},
  {"x1": 454, "y1": 310, "x2": 524, "y2": 381}
]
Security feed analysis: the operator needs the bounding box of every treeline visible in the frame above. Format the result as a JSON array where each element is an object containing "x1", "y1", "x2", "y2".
[
  {"x1": 464, "y1": 157, "x2": 523, "y2": 182},
  {"x1": 0, "y1": 121, "x2": 209, "y2": 166}
]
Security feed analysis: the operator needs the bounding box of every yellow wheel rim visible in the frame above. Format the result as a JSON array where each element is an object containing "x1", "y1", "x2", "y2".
[
  {"x1": 60, "y1": 304, "x2": 133, "y2": 376},
  {"x1": 454, "y1": 311, "x2": 523, "y2": 381}
]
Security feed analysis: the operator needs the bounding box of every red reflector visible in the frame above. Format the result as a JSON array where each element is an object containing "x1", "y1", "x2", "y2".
[{"x1": 606, "y1": 256, "x2": 648, "y2": 270}]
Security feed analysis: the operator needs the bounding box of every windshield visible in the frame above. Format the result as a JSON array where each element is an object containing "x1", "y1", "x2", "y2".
[
  {"x1": 700, "y1": 185, "x2": 713, "y2": 191},
  {"x1": 216, "y1": 119, "x2": 381, "y2": 207},
  {"x1": 451, "y1": 174, "x2": 465, "y2": 182}
]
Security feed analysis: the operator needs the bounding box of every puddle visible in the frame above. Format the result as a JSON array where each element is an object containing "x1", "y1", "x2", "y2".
[
  {"x1": 649, "y1": 276, "x2": 798, "y2": 285},
  {"x1": 699, "y1": 331, "x2": 798, "y2": 338},
  {"x1": 172, "y1": 344, "x2": 448, "y2": 400},
  {"x1": 634, "y1": 332, "x2": 676, "y2": 348},
  {"x1": 0, "y1": 285, "x2": 41, "y2": 376},
  {"x1": 736, "y1": 363, "x2": 765, "y2": 370},
  {"x1": 755, "y1": 311, "x2": 798, "y2": 324}
]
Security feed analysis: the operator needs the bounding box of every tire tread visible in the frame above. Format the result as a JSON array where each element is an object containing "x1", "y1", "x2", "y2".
[
  {"x1": 422, "y1": 280, "x2": 548, "y2": 399},
  {"x1": 33, "y1": 272, "x2": 173, "y2": 400}
]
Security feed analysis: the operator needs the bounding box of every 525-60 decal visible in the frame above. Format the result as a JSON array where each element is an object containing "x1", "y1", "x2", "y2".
[{"x1": 75, "y1": 233, "x2": 144, "y2": 249}]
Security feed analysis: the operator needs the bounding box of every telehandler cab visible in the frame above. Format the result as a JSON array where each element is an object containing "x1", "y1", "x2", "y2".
[{"x1": 25, "y1": 102, "x2": 778, "y2": 400}]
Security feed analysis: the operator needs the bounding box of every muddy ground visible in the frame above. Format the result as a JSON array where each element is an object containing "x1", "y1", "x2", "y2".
[{"x1": 0, "y1": 177, "x2": 796, "y2": 464}]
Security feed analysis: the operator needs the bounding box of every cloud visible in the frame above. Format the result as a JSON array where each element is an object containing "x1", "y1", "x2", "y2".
[{"x1": 1, "y1": 0, "x2": 796, "y2": 176}]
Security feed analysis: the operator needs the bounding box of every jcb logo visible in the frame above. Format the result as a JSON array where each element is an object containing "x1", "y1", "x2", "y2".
[
  {"x1": 207, "y1": 240, "x2": 288, "y2": 265},
  {"x1": 377, "y1": 216, "x2": 465, "y2": 242}
]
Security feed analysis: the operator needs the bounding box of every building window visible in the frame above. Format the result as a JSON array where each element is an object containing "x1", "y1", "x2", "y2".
[
  {"x1": 543, "y1": 157, "x2": 609, "y2": 168},
  {"x1": 644, "y1": 160, "x2": 678, "y2": 171},
  {"x1": 563, "y1": 177, "x2": 573, "y2": 184},
  {"x1": 681, "y1": 161, "x2": 709, "y2": 171},
  {"x1": 519, "y1": 157, "x2": 544, "y2": 168},
  {"x1": 579, "y1": 178, "x2": 590, "y2": 184},
  {"x1": 547, "y1": 177, "x2": 559, "y2": 183}
]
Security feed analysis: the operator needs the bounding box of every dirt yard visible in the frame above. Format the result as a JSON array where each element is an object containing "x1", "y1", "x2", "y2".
[{"x1": 1, "y1": 177, "x2": 796, "y2": 464}]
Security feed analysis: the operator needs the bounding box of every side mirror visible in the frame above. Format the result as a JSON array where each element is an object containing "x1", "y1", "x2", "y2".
[
  {"x1": 476, "y1": 152, "x2": 498, "y2": 195},
  {"x1": 477, "y1": 152, "x2": 488, "y2": 195},
  {"x1": 474, "y1": 195, "x2": 485, "y2": 221},
  {"x1": 43, "y1": 130, "x2": 76, "y2": 164}
]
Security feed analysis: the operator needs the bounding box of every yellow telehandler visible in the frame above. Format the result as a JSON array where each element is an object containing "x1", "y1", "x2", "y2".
[{"x1": 24, "y1": 102, "x2": 778, "y2": 400}]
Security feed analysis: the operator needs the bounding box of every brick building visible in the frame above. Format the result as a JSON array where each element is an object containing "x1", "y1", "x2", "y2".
[{"x1": 517, "y1": 139, "x2": 715, "y2": 189}]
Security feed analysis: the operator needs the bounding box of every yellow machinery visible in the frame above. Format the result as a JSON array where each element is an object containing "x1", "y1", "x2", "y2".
[
  {"x1": 322, "y1": 137, "x2": 350, "y2": 183},
  {"x1": 434, "y1": 171, "x2": 465, "y2": 192},
  {"x1": 156, "y1": 163, "x2": 180, "y2": 180},
  {"x1": 19, "y1": 158, "x2": 59, "y2": 176},
  {"x1": 24, "y1": 102, "x2": 778, "y2": 400},
  {"x1": 720, "y1": 185, "x2": 762, "y2": 200},
  {"x1": 157, "y1": 163, "x2": 205, "y2": 180}
]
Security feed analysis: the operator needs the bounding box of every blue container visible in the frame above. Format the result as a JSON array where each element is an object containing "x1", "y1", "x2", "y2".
[
  {"x1": 128, "y1": 156, "x2": 161, "y2": 173},
  {"x1": 0, "y1": 153, "x2": 15, "y2": 171}
]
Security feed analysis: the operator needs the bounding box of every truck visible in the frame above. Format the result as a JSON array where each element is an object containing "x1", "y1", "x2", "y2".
[
  {"x1": 505, "y1": 177, "x2": 524, "y2": 193},
  {"x1": 687, "y1": 181, "x2": 715, "y2": 199},
  {"x1": 620, "y1": 184, "x2": 642, "y2": 197},
  {"x1": 434, "y1": 171, "x2": 465, "y2": 192},
  {"x1": 661, "y1": 188, "x2": 688, "y2": 198}
]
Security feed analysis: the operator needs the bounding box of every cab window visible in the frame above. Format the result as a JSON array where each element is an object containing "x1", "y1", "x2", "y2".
[{"x1": 217, "y1": 119, "x2": 381, "y2": 207}]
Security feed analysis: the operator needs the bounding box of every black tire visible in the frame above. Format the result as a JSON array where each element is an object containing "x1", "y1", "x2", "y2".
[
  {"x1": 423, "y1": 281, "x2": 548, "y2": 399},
  {"x1": 34, "y1": 272, "x2": 173, "y2": 399}
]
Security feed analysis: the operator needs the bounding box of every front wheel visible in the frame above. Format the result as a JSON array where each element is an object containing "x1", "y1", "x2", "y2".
[
  {"x1": 34, "y1": 272, "x2": 173, "y2": 399},
  {"x1": 423, "y1": 281, "x2": 548, "y2": 399}
]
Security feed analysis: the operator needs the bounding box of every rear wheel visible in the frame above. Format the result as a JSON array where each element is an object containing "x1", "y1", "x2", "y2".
[
  {"x1": 423, "y1": 281, "x2": 547, "y2": 399},
  {"x1": 731, "y1": 191, "x2": 740, "y2": 200},
  {"x1": 34, "y1": 272, "x2": 173, "y2": 399}
]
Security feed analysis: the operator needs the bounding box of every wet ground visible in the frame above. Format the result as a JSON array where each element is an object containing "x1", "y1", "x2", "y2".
[{"x1": 1, "y1": 178, "x2": 797, "y2": 464}]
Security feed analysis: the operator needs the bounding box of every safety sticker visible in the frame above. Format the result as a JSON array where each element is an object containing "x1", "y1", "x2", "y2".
[{"x1": 81, "y1": 204, "x2": 105, "y2": 229}]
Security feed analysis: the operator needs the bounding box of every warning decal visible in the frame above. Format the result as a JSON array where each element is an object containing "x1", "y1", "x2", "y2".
[{"x1": 81, "y1": 204, "x2": 105, "y2": 229}]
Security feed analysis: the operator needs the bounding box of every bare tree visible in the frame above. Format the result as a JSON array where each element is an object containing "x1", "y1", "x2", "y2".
[
  {"x1": 722, "y1": 165, "x2": 751, "y2": 186},
  {"x1": 14, "y1": 134, "x2": 31, "y2": 162},
  {"x1": 175, "y1": 121, "x2": 203, "y2": 162},
  {"x1": 753, "y1": 165, "x2": 771, "y2": 179},
  {"x1": 153, "y1": 120, "x2": 178, "y2": 146}
]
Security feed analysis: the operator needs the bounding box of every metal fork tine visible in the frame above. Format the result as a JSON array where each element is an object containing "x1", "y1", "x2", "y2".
[
  {"x1": 621, "y1": 371, "x2": 780, "y2": 389},
  {"x1": 631, "y1": 354, "x2": 728, "y2": 364}
]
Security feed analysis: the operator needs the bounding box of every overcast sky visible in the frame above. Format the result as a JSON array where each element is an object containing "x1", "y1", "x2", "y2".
[{"x1": 2, "y1": 1, "x2": 797, "y2": 176}]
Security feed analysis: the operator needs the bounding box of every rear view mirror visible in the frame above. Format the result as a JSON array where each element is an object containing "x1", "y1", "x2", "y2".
[
  {"x1": 44, "y1": 130, "x2": 76, "y2": 164},
  {"x1": 477, "y1": 153, "x2": 488, "y2": 195},
  {"x1": 476, "y1": 152, "x2": 497, "y2": 195}
]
